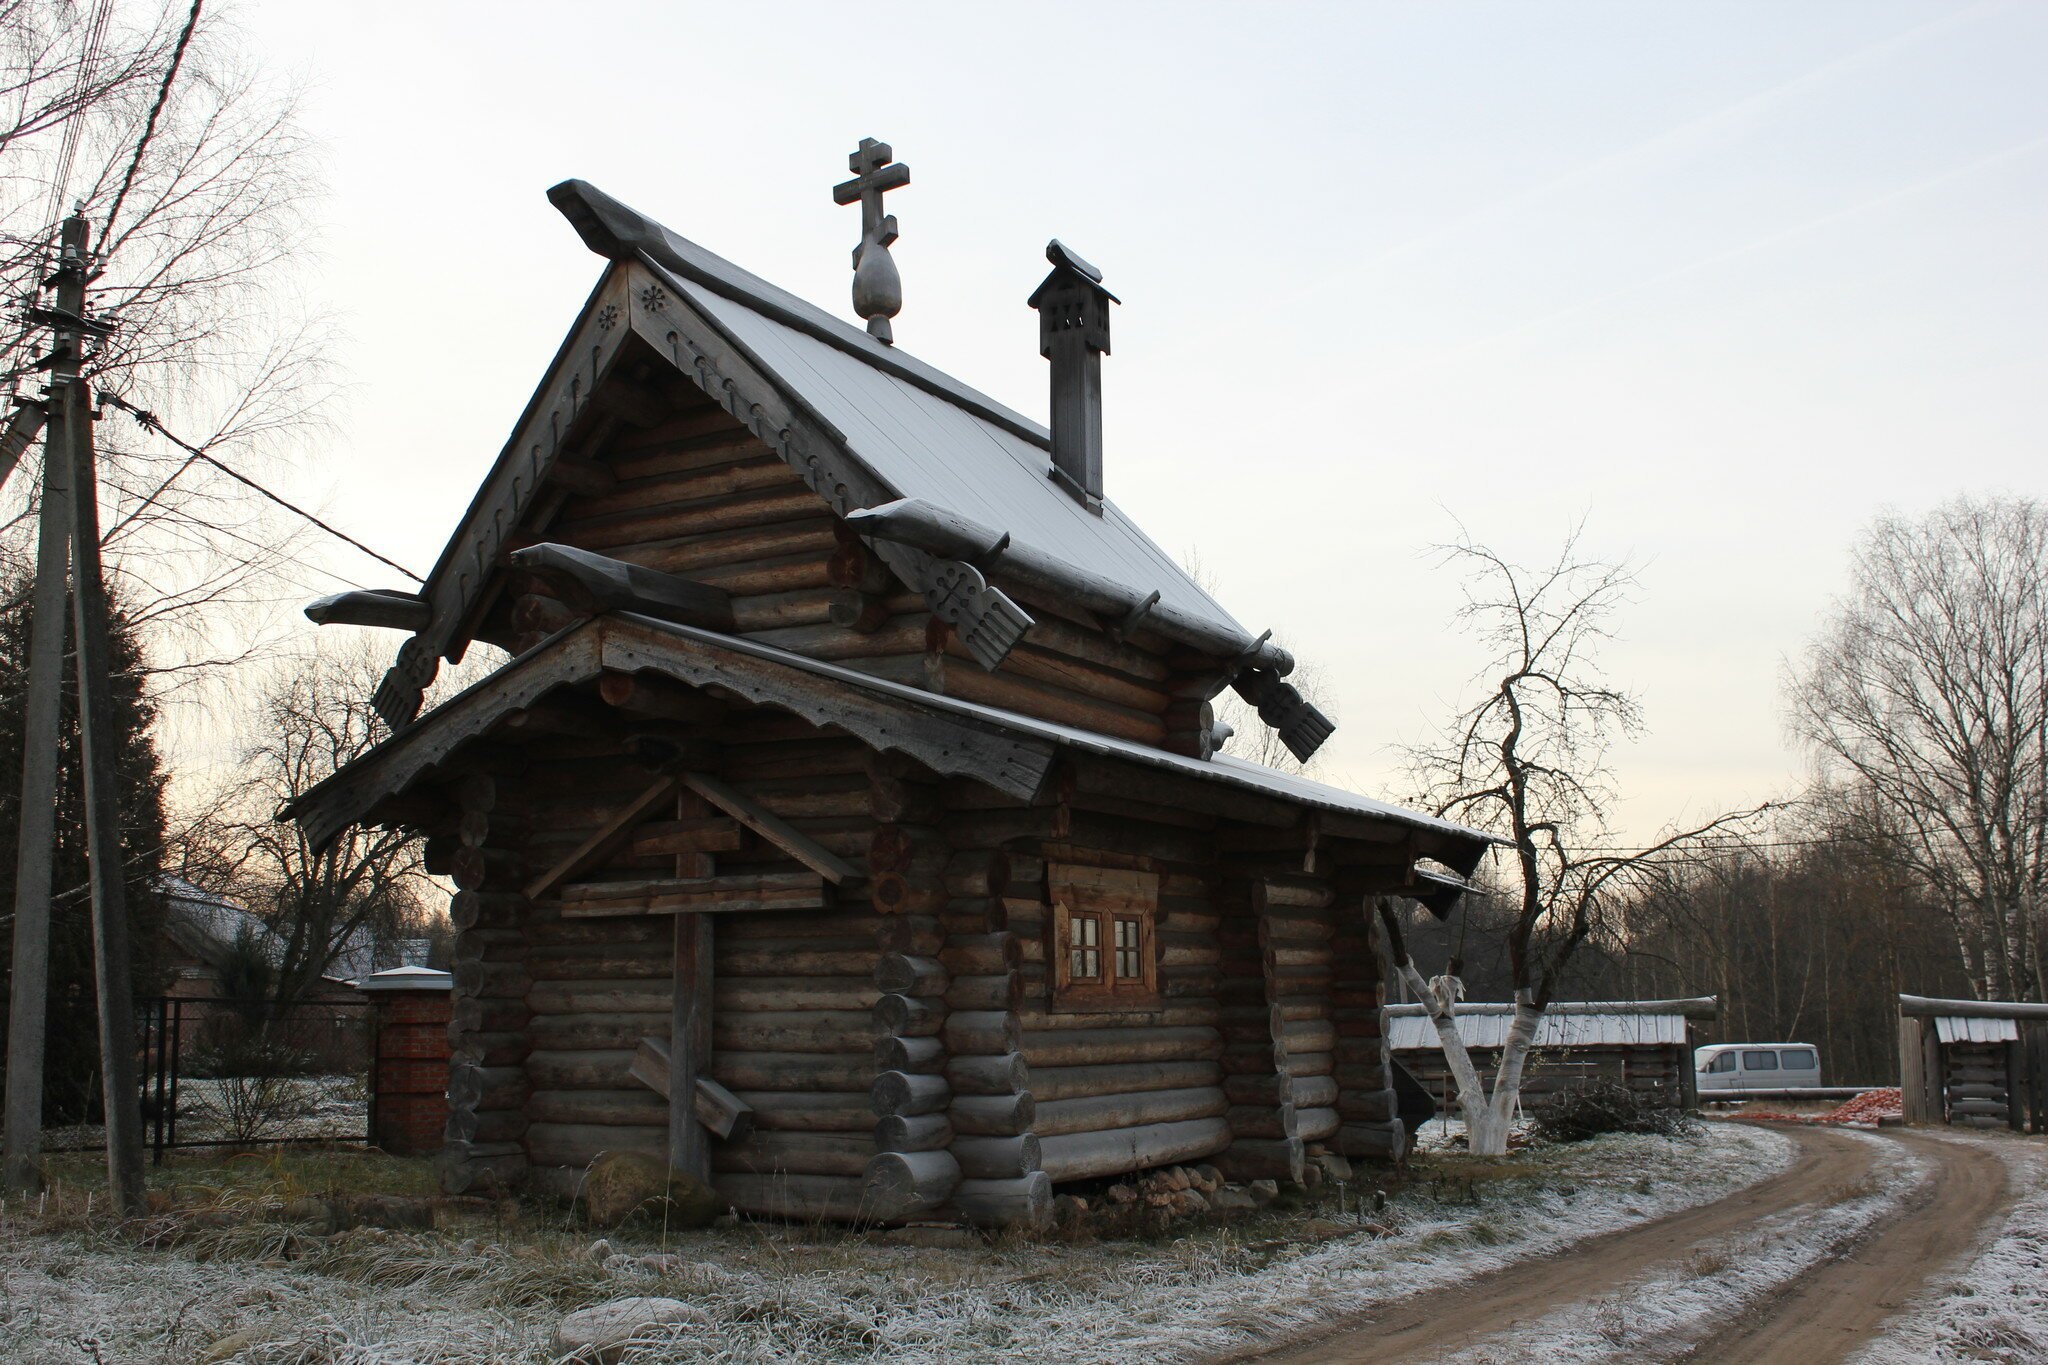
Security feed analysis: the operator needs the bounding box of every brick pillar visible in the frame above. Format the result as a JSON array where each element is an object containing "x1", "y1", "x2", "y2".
[{"x1": 358, "y1": 967, "x2": 454, "y2": 1156}]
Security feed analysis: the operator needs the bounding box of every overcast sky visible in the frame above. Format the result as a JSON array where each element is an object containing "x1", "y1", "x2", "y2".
[{"x1": 240, "y1": 0, "x2": 2047, "y2": 841}]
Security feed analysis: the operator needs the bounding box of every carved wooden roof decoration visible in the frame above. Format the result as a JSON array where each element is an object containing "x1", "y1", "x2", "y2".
[{"x1": 833, "y1": 137, "x2": 908, "y2": 345}]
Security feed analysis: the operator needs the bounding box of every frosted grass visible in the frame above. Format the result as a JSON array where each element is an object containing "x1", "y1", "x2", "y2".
[{"x1": 0, "y1": 1123, "x2": 1793, "y2": 1364}]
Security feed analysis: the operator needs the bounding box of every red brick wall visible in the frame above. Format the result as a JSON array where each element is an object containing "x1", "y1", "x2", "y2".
[{"x1": 368, "y1": 988, "x2": 453, "y2": 1156}]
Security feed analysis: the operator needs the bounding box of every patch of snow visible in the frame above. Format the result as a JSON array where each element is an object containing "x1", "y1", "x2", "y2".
[{"x1": 1852, "y1": 1136, "x2": 2048, "y2": 1365}]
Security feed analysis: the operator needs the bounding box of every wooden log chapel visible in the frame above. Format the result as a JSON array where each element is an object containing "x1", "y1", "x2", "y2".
[{"x1": 284, "y1": 143, "x2": 1496, "y2": 1229}]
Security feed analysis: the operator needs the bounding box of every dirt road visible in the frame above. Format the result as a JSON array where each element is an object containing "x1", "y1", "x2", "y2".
[
  {"x1": 1244, "y1": 1124, "x2": 2011, "y2": 1364},
  {"x1": 1677, "y1": 1128, "x2": 2008, "y2": 1362}
]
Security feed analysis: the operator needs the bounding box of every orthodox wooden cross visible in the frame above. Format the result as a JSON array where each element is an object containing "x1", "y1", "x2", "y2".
[
  {"x1": 530, "y1": 764, "x2": 856, "y2": 1181},
  {"x1": 833, "y1": 137, "x2": 909, "y2": 345}
]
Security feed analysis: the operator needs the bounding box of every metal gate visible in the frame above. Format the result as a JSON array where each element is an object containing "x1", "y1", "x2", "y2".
[{"x1": 134, "y1": 995, "x2": 375, "y2": 1161}]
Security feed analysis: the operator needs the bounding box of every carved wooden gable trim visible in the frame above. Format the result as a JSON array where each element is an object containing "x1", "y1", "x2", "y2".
[
  {"x1": 372, "y1": 258, "x2": 1038, "y2": 732},
  {"x1": 371, "y1": 268, "x2": 639, "y2": 727},
  {"x1": 292, "y1": 616, "x2": 1059, "y2": 854}
]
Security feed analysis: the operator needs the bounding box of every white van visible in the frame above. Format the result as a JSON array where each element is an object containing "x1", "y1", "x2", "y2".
[{"x1": 1694, "y1": 1043, "x2": 1822, "y2": 1091}]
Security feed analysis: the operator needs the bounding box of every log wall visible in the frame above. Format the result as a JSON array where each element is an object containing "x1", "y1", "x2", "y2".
[
  {"x1": 442, "y1": 773, "x2": 533, "y2": 1193},
  {"x1": 1395, "y1": 1042, "x2": 1691, "y2": 1115},
  {"x1": 1941, "y1": 1040, "x2": 2011, "y2": 1129},
  {"x1": 1012, "y1": 822, "x2": 1233, "y2": 1190},
  {"x1": 433, "y1": 698, "x2": 1417, "y2": 1222},
  {"x1": 1329, "y1": 893, "x2": 1400, "y2": 1160}
]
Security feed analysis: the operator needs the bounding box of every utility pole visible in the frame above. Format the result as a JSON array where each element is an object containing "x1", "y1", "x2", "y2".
[
  {"x1": 1, "y1": 379, "x2": 71, "y2": 1200},
  {"x1": 1, "y1": 212, "x2": 145, "y2": 1214},
  {"x1": 61, "y1": 213, "x2": 147, "y2": 1217}
]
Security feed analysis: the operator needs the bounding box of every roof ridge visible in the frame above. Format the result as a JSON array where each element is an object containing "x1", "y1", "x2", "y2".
[{"x1": 549, "y1": 179, "x2": 1054, "y2": 450}]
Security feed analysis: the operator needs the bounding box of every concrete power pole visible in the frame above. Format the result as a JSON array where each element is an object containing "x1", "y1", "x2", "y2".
[
  {"x1": 1, "y1": 212, "x2": 146, "y2": 1214},
  {"x1": 0, "y1": 366, "x2": 71, "y2": 1200}
]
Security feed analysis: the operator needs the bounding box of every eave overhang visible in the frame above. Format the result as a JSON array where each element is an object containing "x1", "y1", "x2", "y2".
[{"x1": 285, "y1": 614, "x2": 1497, "y2": 876}]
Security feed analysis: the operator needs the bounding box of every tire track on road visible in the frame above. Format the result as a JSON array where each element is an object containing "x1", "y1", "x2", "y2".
[
  {"x1": 1676, "y1": 1128, "x2": 2010, "y2": 1364},
  {"x1": 1242, "y1": 1124, "x2": 1874, "y2": 1364}
]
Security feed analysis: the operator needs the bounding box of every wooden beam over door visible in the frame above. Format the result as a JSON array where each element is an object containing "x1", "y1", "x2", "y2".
[{"x1": 555, "y1": 871, "x2": 829, "y2": 917}]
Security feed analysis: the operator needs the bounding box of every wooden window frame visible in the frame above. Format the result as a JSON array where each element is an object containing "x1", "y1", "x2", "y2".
[{"x1": 1048, "y1": 862, "x2": 1159, "y2": 1010}]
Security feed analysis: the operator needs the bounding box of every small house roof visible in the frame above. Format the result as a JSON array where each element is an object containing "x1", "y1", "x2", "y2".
[
  {"x1": 159, "y1": 875, "x2": 274, "y2": 970},
  {"x1": 357, "y1": 965, "x2": 452, "y2": 993},
  {"x1": 1384, "y1": 999, "x2": 1714, "y2": 1052},
  {"x1": 1934, "y1": 1016, "x2": 2019, "y2": 1045},
  {"x1": 156, "y1": 875, "x2": 372, "y2": 986}
]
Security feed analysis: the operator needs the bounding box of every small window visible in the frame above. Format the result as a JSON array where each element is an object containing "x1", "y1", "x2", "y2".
[
  {"x1": 1779, "y1": 1049, "x2": 1817, "y2": 1070},
  {"x1": 1049, "y1": 863, "x2": 1159, "y2": 1009},
  {"x1": 1741, "y1": 1050, "x2": 1780, "y2": 1071}
]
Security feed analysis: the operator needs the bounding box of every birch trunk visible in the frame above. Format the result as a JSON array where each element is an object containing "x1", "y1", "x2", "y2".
[{"x1": 1394, "y1": 960, "x2": 1544, "y2": 1158}]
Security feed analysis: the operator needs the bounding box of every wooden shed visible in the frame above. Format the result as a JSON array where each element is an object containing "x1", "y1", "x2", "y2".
[
  {"x1": 1387, "y1": 998, "x2": 1714, "y2": 1116},
  {"x1": 282, "y1": 168, "x2": 1494, "y2": 1228},
  {"x1": 1899, "y1": 994, "x2": 2048, "y2": 1133}
]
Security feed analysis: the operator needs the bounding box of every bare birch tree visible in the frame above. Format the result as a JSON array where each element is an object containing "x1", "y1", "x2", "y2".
[
  {"x1": 0, "y1": 0, "x2": 332, "y2": 688},
  {"x1": 1403, "y1": 526, "x2": 1765, "y2": 1155},
  {"x1": 1788, "y1": 495, "x2": 2048, "y2": 1001}
]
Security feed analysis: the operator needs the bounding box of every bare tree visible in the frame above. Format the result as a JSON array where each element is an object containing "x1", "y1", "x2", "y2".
[
  {"x1": 0, "y1": 0, "x2": 333, "y2": 690},
  {"x1": 1402, "y1": 526, "x2": 1764, "y2": 1155},
  {"x1": 188, "y1": 644, "x2": 432, "y2": 1004},
  {"x1": 1788, "y1": 495, "x2": 2048, "y2": 1001}
]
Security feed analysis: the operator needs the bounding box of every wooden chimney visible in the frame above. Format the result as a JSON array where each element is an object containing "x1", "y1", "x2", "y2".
[{"x1": 1028, "y1": 240, "x2": 1118, "y2": 512}]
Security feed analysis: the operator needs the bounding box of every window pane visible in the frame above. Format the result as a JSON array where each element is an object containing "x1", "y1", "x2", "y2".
[
  {"x1": 1081, "y1": 948, "x2": 1099, "y2": 979},
  {"x1": 1714, "y1": 1053, "x2": 1737, "y2": 1073},
  {"x1": 1780, "y1": 1049, "x2": 1816, "y2": 1070},
  {"x1": 1113, "y1": 917, "x2": 1142, "y2": 980},
  {"x1": 1077, "y1": 918, "x2": 1098, "y2": 947},
  {"x1": 1741, "y1": 1050, "x2": 1779, "y2": 1070}
]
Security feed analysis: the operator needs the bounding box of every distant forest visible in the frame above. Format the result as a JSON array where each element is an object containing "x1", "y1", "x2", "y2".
[{"x1": 1398, "y1": 799, "x2": 1979, "y2": 1088}]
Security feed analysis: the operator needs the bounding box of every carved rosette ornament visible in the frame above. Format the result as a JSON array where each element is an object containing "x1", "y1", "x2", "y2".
[{"x1": 833, "y1": 138, "x2": 910, "y2": 345}]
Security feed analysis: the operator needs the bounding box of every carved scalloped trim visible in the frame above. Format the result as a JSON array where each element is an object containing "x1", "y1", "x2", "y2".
[{"x1": 297, "y1": 618, "x2": 1058, "y2": 852}]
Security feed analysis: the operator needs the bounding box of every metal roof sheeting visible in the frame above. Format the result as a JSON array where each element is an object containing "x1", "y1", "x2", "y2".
[
  {"x1": 663, "y1": 269, "x2": 1244, "y2": 640},
  {"x1": 1934, "y1": 1015, "x2": 2020, "y2": 1044},
  {"x1": 1388, "y1": 1007, "x2": 1690, "y2": 1052}
]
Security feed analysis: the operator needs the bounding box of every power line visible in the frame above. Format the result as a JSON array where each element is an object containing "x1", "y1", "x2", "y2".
[
  {"x1": 102, "y1": 0, "x2": 203, "y2": 253},
  {"x1": 43, "y1": 0, "x2": 118, "y2": 232},
  {"x1": 96, "y1": 391, "x2": 426, "y2": 584}
]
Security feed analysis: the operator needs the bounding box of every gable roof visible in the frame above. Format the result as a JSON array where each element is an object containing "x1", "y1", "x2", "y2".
[{"x1": 550, "y1": 180, "x2": 1248, "y2": 648}]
